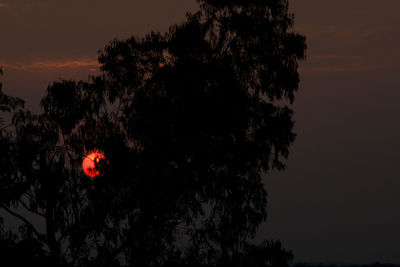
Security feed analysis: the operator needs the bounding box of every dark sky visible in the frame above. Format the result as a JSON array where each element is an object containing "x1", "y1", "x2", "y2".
[{"x1": 1, "y1": 0, "x2": 400, "y2": 264}]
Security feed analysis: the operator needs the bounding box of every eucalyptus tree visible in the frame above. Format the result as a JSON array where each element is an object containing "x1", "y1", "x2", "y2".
[{"x1": 0, "y1": 0, "x2": 305, "y2": 266}]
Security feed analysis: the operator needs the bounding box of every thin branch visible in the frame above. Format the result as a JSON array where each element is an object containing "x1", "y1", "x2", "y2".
[
  {"x1": 23, "y1": 191, "x2": 36, "y2": 201},
  {"x1": 18, "y1": 199, "x2": 45, "y2": 217}
]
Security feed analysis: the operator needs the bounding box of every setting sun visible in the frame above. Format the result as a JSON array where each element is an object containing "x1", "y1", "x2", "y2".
[{"x1": 82, "y1": 150, "x2": 106, "y2": 178}]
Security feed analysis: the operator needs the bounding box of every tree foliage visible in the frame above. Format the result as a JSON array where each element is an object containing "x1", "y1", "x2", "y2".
[
  {"x1": 0, "y1": 68, "x2": 24, "y2": 127},
  {"x1": 0, "y1": 0, "x2": 305, "y2": 266}
]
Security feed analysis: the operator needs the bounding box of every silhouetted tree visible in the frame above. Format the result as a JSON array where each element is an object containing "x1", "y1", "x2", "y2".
[
  {"x1": 0, "y1": 0, "x2": 305, "y2": 266},
  {"x1": 0, "y1": 68, "x2": 24, "y2": 126}
]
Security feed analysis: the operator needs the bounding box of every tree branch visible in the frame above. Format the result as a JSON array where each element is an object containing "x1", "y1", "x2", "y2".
[{"x1": 18, "y1": 199, "x2": 45, "y2": 217}]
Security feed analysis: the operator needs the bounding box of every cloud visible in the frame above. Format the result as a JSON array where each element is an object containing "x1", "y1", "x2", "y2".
[
  {"x1": 296, "y1": 23, "x2": 373, "y2": 41},
  {"x1": 1, "y1": 58, "x2": 99, "y2": 70},
  {"x1": 299, "y1": 65, "x2": 378, "y2": 73},
  {"x1": 298, "y1": 54, "x2": 378, "y2": 73}
]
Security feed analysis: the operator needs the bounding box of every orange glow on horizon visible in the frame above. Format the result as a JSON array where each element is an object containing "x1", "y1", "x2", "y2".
[{"x1": 1, "y1": 58, "x2": 99, "y2": 71}]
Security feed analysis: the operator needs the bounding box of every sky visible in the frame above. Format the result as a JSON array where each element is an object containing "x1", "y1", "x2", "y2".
[{"x1": 1, "y1": 0, "x2": 400, "y2": 264}]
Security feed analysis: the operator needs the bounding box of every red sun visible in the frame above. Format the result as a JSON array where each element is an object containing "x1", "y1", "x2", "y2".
[{"x1": 82, "y1": 151, "x2": 106, "y2": 178}]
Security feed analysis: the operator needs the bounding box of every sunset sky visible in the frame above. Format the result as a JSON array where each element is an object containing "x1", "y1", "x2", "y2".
[{"x1": 2, "y1": 0, "x2": 400, "y2": 264}]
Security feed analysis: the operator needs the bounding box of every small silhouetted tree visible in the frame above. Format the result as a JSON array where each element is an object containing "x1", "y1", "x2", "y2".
[
  {"x1": 0, "y1": 68, "x2": 24, "y2": 125},
  {"x1": 0, "y1": 0, "x2": 305, "y2": 266}
]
